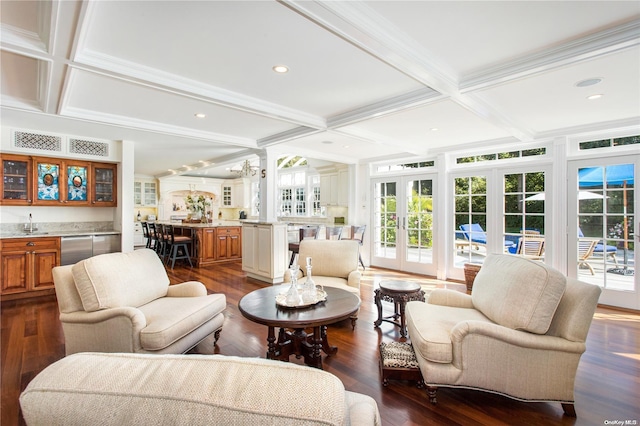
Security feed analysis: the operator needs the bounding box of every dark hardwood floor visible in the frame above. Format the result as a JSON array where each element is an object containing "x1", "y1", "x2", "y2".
[{"x1": 2, "y1": 260, "x2": 639, "y2": 425}]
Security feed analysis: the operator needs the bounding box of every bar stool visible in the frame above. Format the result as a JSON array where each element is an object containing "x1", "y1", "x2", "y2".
[
  {"x1": 165, "y1": 224, "x2": 193, "y2": 269},
  {"x1": 148, "y1": 222, "x2": 162, "y2": 255},
  {"x1": 141, "y1": 221, "x2": 155, "y2": 250},
  {"x1": 155, "y1": 223, "x2": 170, "y2": 261}
]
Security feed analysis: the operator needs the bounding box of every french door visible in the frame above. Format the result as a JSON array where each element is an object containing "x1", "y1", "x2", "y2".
[
  {"x1": 568, "y1": 157, "x2": 638, "y2": 309},
  {"x1": 371, "y1": 175, "x2": 436, "y2": 275}
]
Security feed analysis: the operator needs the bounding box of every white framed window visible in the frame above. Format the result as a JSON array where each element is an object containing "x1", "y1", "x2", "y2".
[{"x1": 278, "y1": 169, "x2": 322, "y2": 217}]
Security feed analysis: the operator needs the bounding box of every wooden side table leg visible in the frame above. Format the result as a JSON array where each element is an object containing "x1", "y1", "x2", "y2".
[
  {"x1": 374, "y1": 288, "x2": 383, "y2": 328},
  {"x1": 399, "y1": 295, "x2": 409, "y2": 338}
]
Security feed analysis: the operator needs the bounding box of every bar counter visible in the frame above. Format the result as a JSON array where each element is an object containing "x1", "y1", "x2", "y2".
[{"x1": 157, "y1": 220, "x2": 243, "y2": 267}]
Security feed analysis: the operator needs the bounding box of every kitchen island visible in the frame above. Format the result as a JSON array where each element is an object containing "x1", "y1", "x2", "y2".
[{"x1": 158, "y1": 220, "x2": 242, "y2": 267}]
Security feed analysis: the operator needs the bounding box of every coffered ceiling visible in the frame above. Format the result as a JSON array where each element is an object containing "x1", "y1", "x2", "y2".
[{"x1": 1, "y1": 1, "x2": 639, "y2": 178}]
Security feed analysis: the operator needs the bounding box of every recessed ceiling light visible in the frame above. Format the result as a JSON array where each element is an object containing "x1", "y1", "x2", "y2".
[
  {"x1": 194, "y1": 113, "x2": 206, "y2": 118},
  {"x1": 343, "y1": 145, "x2": 350, "y2": 149},
  {"x1": 587, "y1": 94, "x2": 604, "y2": 100},
  {"x1": 430, "y1": 128, "x2": 439, "y2": 131},
  {"x1": 575, "y1": 78, "x2": 603, "y2": 88},
  {"x1": 272, "y1": 65, "x2": 289, "y2": 73}
]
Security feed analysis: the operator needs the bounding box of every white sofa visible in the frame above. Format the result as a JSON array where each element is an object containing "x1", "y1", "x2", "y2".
[
  {"x1": 20, "y1": 352, "x2": 381, "y2": 426},
  {"x1": 52, "y1": 249, "x2": 226, "y2": 355},
  {"x1": 406, "y1": 254, "x2": 601, "y2": 416}
]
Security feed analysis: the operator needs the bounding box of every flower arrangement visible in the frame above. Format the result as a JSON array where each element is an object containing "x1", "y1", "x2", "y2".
[{"x1": 185, "y1": 194, "x2": 210, "y2": 213}]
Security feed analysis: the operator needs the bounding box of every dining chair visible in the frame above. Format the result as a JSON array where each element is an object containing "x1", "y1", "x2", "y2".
[
  {"x1": 325, "y1": 226, "x2": 343, "y2": 240},
  {"x1": 341, "y1": 225, "x2": 366, "y2": 270},
  {"x1": 289, "y1": 226, "x2": 319, "y2": 267}
]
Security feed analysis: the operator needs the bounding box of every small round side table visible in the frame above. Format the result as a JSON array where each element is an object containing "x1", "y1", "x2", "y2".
[{"x1": 374, "y1": 280, "x2": 425, "y2": 338}]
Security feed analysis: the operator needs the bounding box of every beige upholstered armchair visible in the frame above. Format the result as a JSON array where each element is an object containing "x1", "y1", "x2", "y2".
[
  {"x1": 284, "y1": 239, "x2": 361, "y2": 327},
  {"x1": 52, "y1": 249, "x2": 226, "y2": 355},
  {"x1": 406, "y1": 254, "x2": 601, "y2": 417}
]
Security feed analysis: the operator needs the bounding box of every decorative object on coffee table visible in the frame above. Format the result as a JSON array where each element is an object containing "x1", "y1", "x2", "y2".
[
  {"x1": 379, "y1": 342, "x2": 424, "y2": 388},
  {"x1": 374, "y1": 280, "x2": 425, "y2": 338}
]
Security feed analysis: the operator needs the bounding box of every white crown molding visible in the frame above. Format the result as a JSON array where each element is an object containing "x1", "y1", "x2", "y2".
[
  {"x1": 0, "y1": 24, "x2": 48, "y2": 55},
  {"x1": 461, "y1": 19, "x2": 640, "y2": 92},
  {"x1": 60, "y1": 105, "x2": 257, "y2": 148},
  {"x1": 334, "y1": 126, "x2": 428, "y2": 157},
  {"x1": 282, "y1": 0, "x2": 458, "y2": 94},
  {"x1": 328, "y1": 88, "x2": 443, "y2": 129},
  {"x1": 257, "y1": 127, "x2": 322, "y2": 147},
  {"x1": 72, "y1": 49, "x2": 326, "y2": 130},
  {"x1": 0, "y1": 96, "x2": 42, "y2": 112},
  {"x1": 534, "y1": 117, "x2": 640, "y2": 141}
]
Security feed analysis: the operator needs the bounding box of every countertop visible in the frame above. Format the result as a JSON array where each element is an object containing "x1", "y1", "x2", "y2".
[
  {"x1": 156, "y1": 220, "x2": 243, "y2": 228},
  {"x1": 1, "y1": 230, "x2": 121, "y2": 239}
]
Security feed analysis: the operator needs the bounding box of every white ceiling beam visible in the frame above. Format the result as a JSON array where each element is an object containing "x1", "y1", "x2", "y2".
[
  {"x1": 280, "y1": 0, "x2": 536, "y2": 142},
  {"x1": 461, "y1": 19, "x2": 640, "y2": 92}
]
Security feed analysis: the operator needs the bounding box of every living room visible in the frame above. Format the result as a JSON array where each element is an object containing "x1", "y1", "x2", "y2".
[{"x1": 1, "y1": 1, "x2": 639, "y2": 425}]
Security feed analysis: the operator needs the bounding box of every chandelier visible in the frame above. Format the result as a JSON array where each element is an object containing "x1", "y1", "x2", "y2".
[{"x1": 233, "y1": 159, "x2": 259, "y2": 178}]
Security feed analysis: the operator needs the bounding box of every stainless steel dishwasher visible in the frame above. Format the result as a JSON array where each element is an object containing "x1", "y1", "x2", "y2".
[
  {"x1": 60, "y1": 236, "x2": 93, "y2": 266},
  {"x1": 92, "y1": 234, "x2": 121, "y2": 256}
]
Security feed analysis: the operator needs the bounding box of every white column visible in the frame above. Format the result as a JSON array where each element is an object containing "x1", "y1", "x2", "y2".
[{"x1": 258, "y1": 149, "x2": 279, "y2": 222}]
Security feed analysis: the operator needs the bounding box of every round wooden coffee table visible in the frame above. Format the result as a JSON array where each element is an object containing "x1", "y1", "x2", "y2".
[
  {"x1": 374, "y1": 280, "x2": 425, "y2": 338},
  {"x1": 238, "y1": 286, "x2": 360, "y2": 369}
]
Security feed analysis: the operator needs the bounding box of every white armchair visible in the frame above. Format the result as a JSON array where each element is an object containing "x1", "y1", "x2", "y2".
[
  {"x1": 52, "y1": 249, "x2": 226, "y2": 355},
  {"x1": 406, "y1": 254, "x2": 601, "y2": 416},
  {"x1": 284, "y1": 239, "x2": 361, "y2": 327}
]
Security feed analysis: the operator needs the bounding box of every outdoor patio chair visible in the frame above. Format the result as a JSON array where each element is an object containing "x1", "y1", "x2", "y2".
[
  {"x1": 578, "y1": 228, "x2": 618, "y2": 266},
  {"x1": 578, "y1": 239, "x2": 600, "y2": 275},
  {"x1": 459, "y1": 224, "x2": 515, "y2": 252},
  {"x1": 512, "y1": 235, "x2": 545, "y2": 260}
]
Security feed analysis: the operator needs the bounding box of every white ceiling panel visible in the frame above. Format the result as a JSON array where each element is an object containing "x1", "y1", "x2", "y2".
[
  {"x1": 476, "y1": 47, "x2": 640, "y2": 133},
  {"x1": 340, "y1": 99, "x2": 513, "y2": 152},
  {"x1": 278, "y1": 130, "x2": 404, "y2": 163},
  {"x1": 365, "y1": 1, "x2": 640, "y2": 77},
  {"x1": 79, "y1": 0, "x2": 423, "y2": 116},
  {"x1": 62, "y1": 69, "x2": 296, "y2": 143},
  {"x1": 0, "y1": 51, "x2": 40, "y2": 105}
]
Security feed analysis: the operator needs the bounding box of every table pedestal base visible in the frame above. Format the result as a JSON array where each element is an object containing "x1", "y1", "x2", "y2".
[{"x1": 266, "y1": 325, "x2": 337, "y2": 369}]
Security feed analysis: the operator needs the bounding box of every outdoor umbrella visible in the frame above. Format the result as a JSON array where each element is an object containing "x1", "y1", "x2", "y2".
[
  {"x1": 523, "y1": 191, "x2": 604, "y2": 201},
  {"x1": 578, "y1": 164, "x2": 635, "y2": 275}
]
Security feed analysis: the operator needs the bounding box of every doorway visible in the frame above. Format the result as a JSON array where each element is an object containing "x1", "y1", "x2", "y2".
[
  {"x1": 371, "y1": 175, "x2": 437, "y2": 275},
  {"x1": 568, "y1": 158, "x2": 637, "y2": 309}
]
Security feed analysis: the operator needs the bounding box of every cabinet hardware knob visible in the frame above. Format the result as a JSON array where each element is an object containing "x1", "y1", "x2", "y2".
[{"x1": 26, "y1": 242, "x2": 35, "y2": 246}]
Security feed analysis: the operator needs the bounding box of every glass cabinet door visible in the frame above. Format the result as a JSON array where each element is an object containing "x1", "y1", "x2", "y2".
[
  {"x1": 1, "y1": 154, "x2": 32, "y2": 205},
  {"x1": 64, "y1": 161, "x2": 90, "y2": 205},
  {"x1": 134, "y1": 181, "x2": 142, "y2": 205},
  {"x1": 34, "y1": 158, "x2": 62, "y2": 204},
  {"x1": 92, "y1": 163, "x2": 117, "y2": 206}
]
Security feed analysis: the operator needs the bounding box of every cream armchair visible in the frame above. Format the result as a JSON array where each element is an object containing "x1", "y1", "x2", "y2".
[
  {"x1": 52, "y1": 249, "x2": 226, "y2": 355},
  {"x1": 406, "y1": 254, "x2": 601, "y2": 417},
  {"x1": 284, "y1": 239, "x2": 361, "y2": 327}
]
